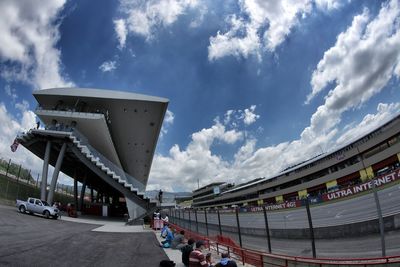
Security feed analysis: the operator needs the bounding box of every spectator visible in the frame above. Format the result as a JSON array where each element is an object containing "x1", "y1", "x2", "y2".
[
  {"x1": 181, "y1": 238, "x2": 195, "y2": 267},
  {"x1": 189, "y1": 240, "x2": 209, "y2": 267},
  {"x1": 161, "y1": 223, "x2": 169, "y2": 238},
  {"x1": 160, "y1": 224, "x2": 174, "y2": 248},
  {"x1": 215, "y1": 252, "x2": 237, "y2": 267},
  {"x1": 161, "y1": 214, "x2": 169, "y2": 223},
  {"x1": 171, "y1": 230, "x2": 185, "y2": 249}
]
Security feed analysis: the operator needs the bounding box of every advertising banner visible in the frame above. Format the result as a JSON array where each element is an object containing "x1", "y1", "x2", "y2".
[{"x1": 322, "y1": 169, "x2": 400, "y2": 201}]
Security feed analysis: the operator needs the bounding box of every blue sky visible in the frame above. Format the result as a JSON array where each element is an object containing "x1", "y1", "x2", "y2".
[{"x1": 0, "y1": 0, "x2": 400, "y2": 192}]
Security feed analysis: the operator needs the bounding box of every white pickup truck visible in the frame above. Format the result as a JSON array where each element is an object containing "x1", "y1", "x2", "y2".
[{"x1": 16, "y1": 197, "x2": 59, "y2": 219}]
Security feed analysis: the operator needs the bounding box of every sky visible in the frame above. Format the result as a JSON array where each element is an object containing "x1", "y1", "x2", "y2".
[{"x1": 0, "y1": 0, "x2": 400, "y2": 192}]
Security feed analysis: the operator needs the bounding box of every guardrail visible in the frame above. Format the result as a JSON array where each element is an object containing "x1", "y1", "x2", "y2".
[{"x1": 166, "y1": 221, "x2": 400, "y2": 266}]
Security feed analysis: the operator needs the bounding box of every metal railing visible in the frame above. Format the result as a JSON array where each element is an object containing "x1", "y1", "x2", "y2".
[{"x1": 69, "y1": 128, "x2": 146, "y2": 192}]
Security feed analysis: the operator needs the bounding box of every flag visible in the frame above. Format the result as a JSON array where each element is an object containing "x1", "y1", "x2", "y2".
[{"x1": 10, "y1": 138, "x2": 19, "y2": 152}]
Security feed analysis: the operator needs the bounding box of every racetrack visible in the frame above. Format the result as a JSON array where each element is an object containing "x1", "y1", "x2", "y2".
[
  {"x1": 182, "y1": 182, "x2": 400, "y2": 229},
  {"x1": 172, "y1": 183, "x2": 400, "y2": 258}
]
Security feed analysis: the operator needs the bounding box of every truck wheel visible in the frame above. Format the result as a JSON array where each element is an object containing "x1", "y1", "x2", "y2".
[
  {"x1": 19, "y1": 205, "x2": 26, "y2": 213},
  {"x1": 44, "y1": 210, "x2": 50, "y2": 219}
]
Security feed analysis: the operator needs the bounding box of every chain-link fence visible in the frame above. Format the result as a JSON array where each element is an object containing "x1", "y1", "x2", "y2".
[{"x1": 0, "y1": 156, "x2": 75, "y2": 205}]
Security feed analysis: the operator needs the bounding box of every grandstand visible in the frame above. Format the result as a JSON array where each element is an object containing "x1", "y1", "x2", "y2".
[
  {"x1": 193, "y1": 114, "x2": 400, "y2": 208},
  {"x1": 16, "y1": 88, "x2": 168, "y2": 220}
]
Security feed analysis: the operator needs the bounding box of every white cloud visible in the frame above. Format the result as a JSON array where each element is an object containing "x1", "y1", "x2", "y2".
[
  {"x1": 99, "y1": 61, "x2": 117, "y2": 72},
  {"x1": 0, "y1": 103, "x2": 41, "y2": 172},
  {"x1": 115, "y1": 0, "x2": 202, "y2": 42},
  {"x1": 114, "y1": 19, "x2": 128, "y2": 49},
  {"x1": 148, "y1": 101, "x2": 400, "y2": 192},
  {"x1": 208, "y1": 0, "x2": 313, "y2": 61},
  {"x1": 15, "y1": 100, "x2": 30, "y2": 113},
  {"x1": 315, "y1": 0, "x2": 343, "y2": 11},
  {"x1": 0, "y1": 103, "x2": 75, "y2": 186},
  {"x1": 4, "y1": 84, "x2": 17, "y2": 101},
  {"x1": 303, "y1": 0, "x2": 400, "y2": 143},
  {"x1": 160, "y1": 109, "x2": 175, "y2": 137},
  {"x1": 243, "y1": 105, "x2": 260, "y2": 125},
  {"x1": 0, "y1": 0, "x2": 74, "y2": 89},
  {"x1": 336, "y1": 103, "x2": 400, "y2": 145},
  {"x1": 147, "y1": 1, "x2": 400, "y2": 192}
]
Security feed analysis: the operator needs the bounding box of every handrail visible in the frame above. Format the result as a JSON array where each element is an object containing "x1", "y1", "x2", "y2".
[
  {"x1": 70, "y1": 128, "x2": 146, "y2": 191},
  {"x1": 25, "y1": 127, "x2": 146, "y2": 192}
]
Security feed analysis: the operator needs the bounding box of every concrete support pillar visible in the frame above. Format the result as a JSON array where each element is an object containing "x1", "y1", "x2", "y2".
[
  {"x1": 79, "y1": 177, "x2": 87, "y2": 211},
  {"x1": 74, "y1": 178, "x2": 78, "y2": 210},
  {"x1": 90, "y1": 188, "x2": 94, "y2": 203},
  {"x1": 41, "y1": 141, "x2": 51, "y2": 200},
  {"x1": 47, "y1": 143, "x2": 67, "y2": 205}
]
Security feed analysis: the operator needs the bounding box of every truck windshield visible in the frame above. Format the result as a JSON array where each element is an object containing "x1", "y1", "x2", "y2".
[{"x1": 41, "y1": 201, "x2": 50, "y2": 206}]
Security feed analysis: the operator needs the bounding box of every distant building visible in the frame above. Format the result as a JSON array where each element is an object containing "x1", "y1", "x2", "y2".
[{"x1": 192, "y1": 182, "x2": 234, "y2": 208}]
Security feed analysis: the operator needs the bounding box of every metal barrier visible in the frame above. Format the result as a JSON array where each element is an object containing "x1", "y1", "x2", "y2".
[{"x1": 166, "y1": 221, "x2": 400, "y2": 266}]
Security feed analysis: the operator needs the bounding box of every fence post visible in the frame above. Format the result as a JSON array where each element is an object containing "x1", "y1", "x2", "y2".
[
  {"x1": 263, "y1": 205, "x2": 272, "y2": 253},
  {"x1": 188, "y1": 209, "x2": 192, "y2": 231},
  {"x1": 235, "y1": 207, "x2": 243, "y2": 248},
  {"x1": 205, "y1": 209, "x2": 209, "y2": 236},
  {"x1": 195, "y1": 209, "x2": 199, "y2": 233},
  {"x1": 5, "y1": 177, "x2": 10, "y2": 199},
  {"x1": 217, "y1": 209, "x2": 222, "y2": 236},
  {"x1": 16, "y1": 164, "x2": 22, "y2": 181},
  {"x1": 5, "y1": 159, "x2": 11, "y2": 177},
  {"x1": 372, "y1": 178, "x2": 386, "y2": 257},
  {"x1": 305, "y1": 196, "x2": 316, "y2": 258}
]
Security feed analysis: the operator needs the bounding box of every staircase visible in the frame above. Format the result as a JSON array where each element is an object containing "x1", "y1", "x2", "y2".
[{"x1": 17, "y1": 129, "x2": 158, "y2": 218}]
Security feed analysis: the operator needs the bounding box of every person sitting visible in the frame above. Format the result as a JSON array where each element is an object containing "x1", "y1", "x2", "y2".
[
  {"x1": 171, "y1": 230, "x2": 185, "y2": 249},
  {"x1": 181, "y1": 238, "x2": 195, "y2": 267},
  {"x1": 189, "y1": 240, "x2": 209, "y2": 267},
  {"x1": 160, "y1": 223, "x2": 170, "y2": 238},
  {"x1": 214, "y1": 252, "x2": 237, "y2": 267},
  {"x1": 160, "y1": 224, "x2": 174, "y2": 248}
]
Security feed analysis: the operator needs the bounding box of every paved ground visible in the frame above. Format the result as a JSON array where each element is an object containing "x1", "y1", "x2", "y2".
[{"x1": 0, "y1": 204, "x2": 168, "y2": 266}]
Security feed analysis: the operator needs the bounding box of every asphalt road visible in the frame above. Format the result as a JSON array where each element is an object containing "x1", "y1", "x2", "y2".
[
  {"x1": 182, "y1": 183, "x2": 400, "y2": 229},
  {"x1": 0, "y1": 204, "x2": 168, "y2": 267}
]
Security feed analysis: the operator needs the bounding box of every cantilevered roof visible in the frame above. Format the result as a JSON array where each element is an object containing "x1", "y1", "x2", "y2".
[{"x1": 33, "y1": 87, "x2": 169, "y2": 186}]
